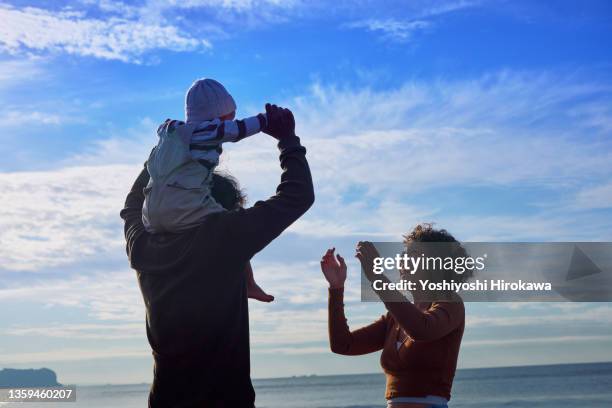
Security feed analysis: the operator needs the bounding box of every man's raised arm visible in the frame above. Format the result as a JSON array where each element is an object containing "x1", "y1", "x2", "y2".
[{"x1": 226, "y1": 103, "x2": 315, "y2": 260}]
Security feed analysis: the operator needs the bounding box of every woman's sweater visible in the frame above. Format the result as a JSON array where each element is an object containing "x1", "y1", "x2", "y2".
[{"x1": 328, "y1": 287, "x2": 464, "y2": 400}]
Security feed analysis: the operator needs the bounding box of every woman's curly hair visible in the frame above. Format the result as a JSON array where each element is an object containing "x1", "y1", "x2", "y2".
[{"x1": 403, "y1": 223, "x2": 474, "y2": 283}]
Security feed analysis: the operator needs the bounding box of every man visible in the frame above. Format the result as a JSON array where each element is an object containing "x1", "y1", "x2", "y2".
[{"x1": 120, "y1": 104, "x2": 314, "y2": 407}]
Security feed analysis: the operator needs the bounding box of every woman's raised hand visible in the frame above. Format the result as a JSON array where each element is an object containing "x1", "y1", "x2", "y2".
[
  {"x1": 355, "y1": 241, "x2": 381, "y2": 282},
  {"x1": 320, "y1": 248, "x2": 347, "y2": 289}
]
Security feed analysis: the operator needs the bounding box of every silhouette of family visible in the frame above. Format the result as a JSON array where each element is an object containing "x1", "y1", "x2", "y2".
[{"x1": 120, "y1": 79, "x2": 466, "y2": 408}]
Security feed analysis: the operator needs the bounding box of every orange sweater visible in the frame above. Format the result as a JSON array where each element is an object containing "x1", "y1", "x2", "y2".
[{"x1": 328, "y1": 288, "x2": 464, "y2": 400}]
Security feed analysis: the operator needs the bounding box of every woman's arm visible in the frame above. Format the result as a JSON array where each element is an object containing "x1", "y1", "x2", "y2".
[
  {"x1": 385, "y1": 300, "x2": 464, "y2": 342},
  {"x1": 328, "y1": 287, "x2": 387, "y2": 355},
  {"x1": 355, "y1": 241, "x2": 464, "y2": 342},
  {"x1": 322, "y1": 249, "x2": 386, "y2": 355}
]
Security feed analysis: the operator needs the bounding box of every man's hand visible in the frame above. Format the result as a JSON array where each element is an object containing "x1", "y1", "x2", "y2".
[{"x1": 263, "y1": 103, "x2": 295, "y2": 140}]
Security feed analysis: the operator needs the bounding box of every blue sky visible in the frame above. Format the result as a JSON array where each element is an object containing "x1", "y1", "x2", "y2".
[{"x1": 1, "y1": 0, "x2": 612, "y2": 385}]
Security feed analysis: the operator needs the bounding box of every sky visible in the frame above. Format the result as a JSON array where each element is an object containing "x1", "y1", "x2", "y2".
[{"x1": 0, "y1": 0, "x2": 612, "y2": 385}]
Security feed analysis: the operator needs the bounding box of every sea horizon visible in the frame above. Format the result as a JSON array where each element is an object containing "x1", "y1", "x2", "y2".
[
  {"x1": 6, "y1": 361, "x2": 611, "y2": 408},
  {"x1": 71, "y1": 360, "x2": 612, "y2": 386}
]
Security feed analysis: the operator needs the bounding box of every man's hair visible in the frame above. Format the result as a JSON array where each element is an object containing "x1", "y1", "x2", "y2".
[
  {"x1": 403, "y1": 223, "x2": 474, "y2": 283},
  {"x1": 210, "y1": 172, "x2": 246, "y2": 211}
]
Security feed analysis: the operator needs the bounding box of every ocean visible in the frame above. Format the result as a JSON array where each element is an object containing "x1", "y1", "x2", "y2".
[{"x1": 3, "y1": 362, "x2": 612, "y2": 407}]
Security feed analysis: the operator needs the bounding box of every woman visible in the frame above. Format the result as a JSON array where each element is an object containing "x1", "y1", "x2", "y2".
[{"x1": 321, "y1": 224, "x2": 470, "y2": 408}]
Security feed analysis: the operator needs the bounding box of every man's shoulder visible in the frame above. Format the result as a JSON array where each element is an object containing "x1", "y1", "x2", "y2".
[
  {"x1": 130, "y1": 227, "x2": 203, "y2": 271},
  {"x1": 191, "y1": 209, "x2": 251, "y2": 246},
  {"x1": 195, "y1": 209, "x2": 243, "y2": 232}
]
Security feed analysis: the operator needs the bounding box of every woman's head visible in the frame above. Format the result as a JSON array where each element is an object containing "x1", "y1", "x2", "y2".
[
  {"x1": 210, "y1": 172, "x2": 246, "y2": 211},
  {"x1": 401, "y1": 223, "x2": 473, "y2": 286}
]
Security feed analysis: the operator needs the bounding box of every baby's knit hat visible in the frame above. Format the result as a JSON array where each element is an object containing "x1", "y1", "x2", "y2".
[{"x1": 185, "y1": 78, "x2": 237, "y2": 123}]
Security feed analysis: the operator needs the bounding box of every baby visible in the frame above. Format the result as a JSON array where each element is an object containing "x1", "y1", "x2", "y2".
[{"x1": 142, "y1": 78, "x2": 273, "y2": 302}]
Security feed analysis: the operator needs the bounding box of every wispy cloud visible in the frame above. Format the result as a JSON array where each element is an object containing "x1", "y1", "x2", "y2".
[
  {"x1": 1, "y1": 70, "x2": 611, "y2": 274},
  {"x1": 5, "y1": 322, "x2": 144, "y2": 340},
  {"x1": 418, "y1": 0, "x2": 479, "y2": 18},
  {"x1": 0, "y1": 346, "x2": 150, "y2": 364},
  {"x1": 225, "y1": 71, "x2": 612, "y2": 240},
  {"x1": 0, "y1": 109, "x2": 70, "y2": 126},
  {"x1": 573, "y1": 181, "x2": 612, "y2": 210},
  {"x1": 0, "y1": 0, "x2": 310, "y2": 63},
  {"x1": 254, "y1": 345, "x2": 329, "y2": 355},
  {"x1": 0, "y1": 270, "x2": 145, "y2": 321},
  {"x1": 0, "y1": 57, "x2": 45, "y2": 89},
  {"x1": 0, "y1": 164, "x2": 138, "y2": 271},
  {"x1": 344, "y1": 0, "x2": 478, "y2": 42},
  {"x1": 463, "y1": 334, "x2": 612, "y2": 347},
  {"x1": 343, "y1": 19, "x2": 431, "y2": 42},
  {"x1": 467, "y1": 305, "x2": 612, "y2": 328},
  {"x1": 0, "y1": 3, "x2": 209, "y2": 63},
  {"x1": 255, "y1": 334, "x2": 612, "y2": 356},
  {"x1": 0, "y1": 0, "x2": 484, "y2": 62}
]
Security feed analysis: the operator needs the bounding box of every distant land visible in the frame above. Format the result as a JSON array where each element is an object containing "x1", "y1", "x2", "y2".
[{"x1": 0, "y1": 368, "x2": 61, "y2": 387}]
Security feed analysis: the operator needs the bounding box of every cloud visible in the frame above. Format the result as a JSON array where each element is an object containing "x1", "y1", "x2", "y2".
[
  {"x1": 0, "y1": 118, "x2": 161, "y2": 272},
  {"x1": 80, "y1": 0, "x2": 141, "y2": 17},
  {"x1": 0, "y1": 164, "x2": 139, "y2": 271},
  {"x1": 343, "y1": 19, "x2": 431, "y2": 42},
  {"x1": 0, "y1": 3, "x2": 210, "y2": 63},
  {"x1": 0, "y1": 270, "x2": 145, "y2": 321},
  {"x1": 0, "y1": 0, "x2": 310, "y2": 63},
  {"x1": 222, "y1": 71, "x2": 612, "y2": 240},
  {"x1": 344, "y1": 0, "x2": 478, "y2": 42},
  {"x1": 2, "y1": 70, "x2": 612, "y2": 274},
  {"x1": 0, "y1": 346, "x2": 150, "y2": 364},
  {"x1": 463, "y1": 334, "x2": 612, "y2": 347},
  {"x1": 0, "y1": 57, "x2": 45, "y2": 90},
  {"x1": 0, "y1": 0, "x2": 485, "y2": 64},
  {"x1": 0, "y1": 0, "x2": 485, "y2": 63},
  {"x1": 254, "y1": 345, "x2": 329, "y2": 355},
  {"x1": 570, "y1": 103, "x2": 612, "y2": 134},
  {"x1": 467, "y1": 305, "x2": 612, "y2": 328},
  {"x1": 418, "y1": 0, "x2": 479, "y2": 18},
  {"x1": 293, "y1": 72, "x2": 612, "y2": 185},
  {"x1": 573, "y1": 182, "x2": 612, "y2": 210},
  {"x1": 0, "y1": 110, "x2": 70, "y2": 126},
  {"x1": 4, "y1": 322, "x2": 144, "y2": 340},
  {"x1": 438, "y1": 212, "x2": 612, "y2": 241},
  {"x1": 256, "y1": 334, "x2": 612, "y2": 356},
  {"x1": 3, "y1": 334, "x2": 609, "y2": 364},
  {"x1": 159, "y1": 0, "x2": 302, "y2": 13},
  {"x1": 66, "y1": 117, "x2": 157, "y2": 166}
]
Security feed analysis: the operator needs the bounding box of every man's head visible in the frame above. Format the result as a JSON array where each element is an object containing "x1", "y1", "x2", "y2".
[
  {"x1": 210, "y1": 172, "x2": 246, "y2": 211},
  {"x1": 185, "y1": 78, "x2": 237, "y2": 123}
]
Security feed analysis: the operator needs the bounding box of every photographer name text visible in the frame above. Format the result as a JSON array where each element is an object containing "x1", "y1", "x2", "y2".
[{"x1": 372, "y1": 279, "x2": 552, "y2": 292}]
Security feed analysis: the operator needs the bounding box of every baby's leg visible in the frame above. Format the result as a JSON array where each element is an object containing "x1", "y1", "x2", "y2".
[{"x1": 246, "y1": 261, "x2": 274, "y2": 303}]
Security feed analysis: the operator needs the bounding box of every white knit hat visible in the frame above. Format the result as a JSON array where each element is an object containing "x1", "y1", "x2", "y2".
[{"x1": 185, "y1": 78, "x2": 237, "y2": 123}]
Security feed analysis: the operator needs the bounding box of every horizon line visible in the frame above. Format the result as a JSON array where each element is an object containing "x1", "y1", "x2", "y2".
[{"x1": 65, "y1": 360, "x2": 612, "y2": 387}]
